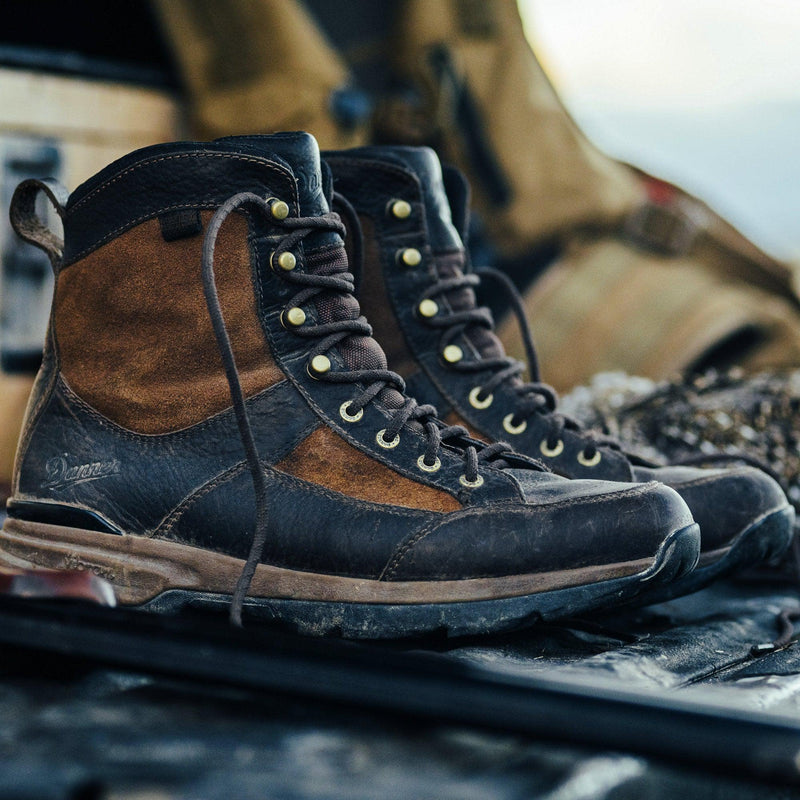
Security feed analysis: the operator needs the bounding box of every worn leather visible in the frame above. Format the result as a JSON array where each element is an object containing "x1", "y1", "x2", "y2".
[
  {"x1": 336, "y1": 145, "x2": 462, "y2": 252},
  {"x1": 15, "y1": 372, "x2": 687, "y2": 578},
  {"x1": 633, "y1": 465, "x2": 787, "y2": 550},
  {"x1": 57, "y1": 213, "x2": 284, "y2": 433},
  {"x1": 388, "y1": 476, "x2": 690, "y2": 580},
  {"x1": 12, "y1": 136, "x2": 694, "y2": 584},
  {"x1": 64, "y1": 146, "x2": 295, "y2": 266},
  {"x1": 9, "y1": 178, "x2": 68, "y2": 269},
  {"x1": 276, "y1": 426, "x2": 462, "y2": 512},
  {"x1": 16, "y1": 377, "x2": 316, "y2": 535}
]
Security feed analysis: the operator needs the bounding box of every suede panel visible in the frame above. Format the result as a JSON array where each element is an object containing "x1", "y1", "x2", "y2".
[
  {"x1": 276, "y1": 426, "x2": 462, "y2": 512},
  {"x1": 356, "y1": 215, "x2": 418, "y2": 378},
  {"x1": 55, "y1": 213, "x2": 284, "y2": 433}
]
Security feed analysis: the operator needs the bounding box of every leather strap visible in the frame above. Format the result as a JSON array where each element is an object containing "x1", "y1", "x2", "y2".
[
  {"x1": 623, "y1": 169, "x2": 799, "y2": 303},
  {"x1": 9, "y1": 178, "x2": 69, "y2": 271}
]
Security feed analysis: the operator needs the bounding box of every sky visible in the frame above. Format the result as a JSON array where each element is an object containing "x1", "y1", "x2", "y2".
[
  {"x1": 519, "y1": 0, "x2": 800, "y2": 112},
  {"x1": 518, "y1": 0, "x2": 800, "y2": 258}
]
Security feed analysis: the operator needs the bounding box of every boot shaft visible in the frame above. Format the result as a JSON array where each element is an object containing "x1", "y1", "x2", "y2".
[
  {"x1": 12, "y1": 133, "x2": 531, "y2": 526},
  {"x1": 40, "y1": 134, "x2": 344, "y2": 434},
  {"x1": 326, "y1": 146, "x2": 509, "y2": 410}
]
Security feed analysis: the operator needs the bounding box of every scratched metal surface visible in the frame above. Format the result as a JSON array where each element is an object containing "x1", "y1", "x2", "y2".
[{"x1": 0, "y1": 579, "x2": 799, "y2": 799}]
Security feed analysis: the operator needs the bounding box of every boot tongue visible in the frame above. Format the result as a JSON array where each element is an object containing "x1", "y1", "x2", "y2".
[{"x1": 216, "y1": 132, "x2": 329, "y2": 217}]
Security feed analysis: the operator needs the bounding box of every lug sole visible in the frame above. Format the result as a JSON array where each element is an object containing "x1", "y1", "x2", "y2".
[
  {"x1": 634, "y1": 505, "x2": 795, "y2": 606},
  {"x1": 0, "y1": 517, "x2": 700, "y2": 638}
]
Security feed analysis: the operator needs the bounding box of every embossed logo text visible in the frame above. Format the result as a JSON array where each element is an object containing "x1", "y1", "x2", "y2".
[{"x1": 44, "y1": 456, "x2": 121, "y2": 489}]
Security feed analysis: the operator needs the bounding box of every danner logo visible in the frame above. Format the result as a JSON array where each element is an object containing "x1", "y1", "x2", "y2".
[{"x1": 44, "y1": 456, "x2": 121, "y2": 489}]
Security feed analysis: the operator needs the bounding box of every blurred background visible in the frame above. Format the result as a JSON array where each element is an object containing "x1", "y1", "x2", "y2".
[
  {"x1": 0, "y1": 0, "x2": 798, "y2": 402},
  {"x1": 521, "y1": 0, "x2": 800, "y2": 260}
]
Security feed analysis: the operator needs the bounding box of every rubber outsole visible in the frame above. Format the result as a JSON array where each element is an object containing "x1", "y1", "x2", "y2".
[
  {"x1": 135, "y1": 524, "x2": 700, "y2": 639},
  {"x1": 632, "y1": 505, "x2": 794, "y2": 607},
  {"x1": 0, "y1": 517, "x2": 700, "y2": 639}
]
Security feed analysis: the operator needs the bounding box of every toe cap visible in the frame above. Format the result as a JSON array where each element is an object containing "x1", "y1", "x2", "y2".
[
  {"x1": 385, "y1": 473, "x2": 696, "y2": 581},
  {"x1": 632, "y1": 464, "x2": 789, "y2": 553}
]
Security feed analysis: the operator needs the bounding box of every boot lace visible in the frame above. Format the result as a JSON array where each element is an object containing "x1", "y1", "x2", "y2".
[
  {"x1": 428, "y1": 263, "x2": 791, "y2": 480},
  {"x1": 201, "y1": 192, "x2": 528, "y2": 626},
  {"x1": 419, "y1": 261, "x2": 621, "y2": 460}
]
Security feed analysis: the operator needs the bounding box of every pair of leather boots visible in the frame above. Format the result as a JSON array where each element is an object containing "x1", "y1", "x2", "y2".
[{"x1": 2, "y1": 132, "x2": 793, "y2": 638}]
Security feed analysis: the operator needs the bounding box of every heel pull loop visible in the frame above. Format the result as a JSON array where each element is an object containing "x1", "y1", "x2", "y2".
[{"x1": 10, "y1": 178, "x2": 69, "y2": 271}]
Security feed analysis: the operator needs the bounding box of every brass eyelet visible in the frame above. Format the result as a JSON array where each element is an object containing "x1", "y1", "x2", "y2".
[
  {"x1": 577, "y1": 450, "x2": 602, "y2": 467},
  {"x1": 468, "y1": 386, "x2": 493, "y2": 410},
  {"x1": 340, "y1": 402, "x2": 363, "y2": 423},
  {"x1": 308, "y1": 354, "x2": 331, "y2": 378},
  {"x1": 418, "y1": 299, "x2": 439, "y2": 318},
  {"x1": 376, "y1": 429, "x2": 400, "y2": 449},
  {"x1": 268, "y1": 198, "x2": 290, "y2": 220},
  {"x1": 397, "y1": 247, "x2": 422, "y2": 267},
  {"x1": 388, "y1": 199, "x2": 412, "y2": 219},
  {"x1": 539, "y1": 438, "x2": 564, "y2": 457},
  {"x1": 281, "y1": 307, "x2": 306, "y2": 328},
  {"x1": 417, "y1": 455, "x2": 442, "y2": 473},
  {"x1": 459, "y1": 474, "x2": 484, "y2": 488},
  {"x1": 443, "y1": 344, "x2": 463, "y2": 364},
  {"x1": 271, "y1": 251, "x2": 296, "y2": 271},
  {"x1": 502, "y1": 414, "x2": 527, "y2": 435}
]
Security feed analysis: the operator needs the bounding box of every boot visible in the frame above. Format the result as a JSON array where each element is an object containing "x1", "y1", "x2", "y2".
[
  {"x1": 323, "y1": 145, "x2": 794, "y2": 601},
  {"x1": 1, "y1": 133, "x2": 700, "y2": 638}
]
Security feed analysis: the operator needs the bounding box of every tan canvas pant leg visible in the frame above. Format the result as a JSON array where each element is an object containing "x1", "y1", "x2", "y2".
[
  {"x1": 379, "y1": 0, "x2": 800, "y2": 388},
  {"x1": 380, "y1": 0, "x2": 642, "y2": 257},
  {"x1": 151, "y1": 0, "x2": 368, "y2": 149},
  {"x1": 498, "y1": 236, "x2": 800, "y2": 390}
]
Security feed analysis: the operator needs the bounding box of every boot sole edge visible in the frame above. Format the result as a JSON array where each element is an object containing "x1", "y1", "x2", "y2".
[
  {"x1": 631, "y1": 504, "x2": 795, "y2": 606},
  {"x1": 0, "y1": 517, "x2": 700, "y2": 638}
]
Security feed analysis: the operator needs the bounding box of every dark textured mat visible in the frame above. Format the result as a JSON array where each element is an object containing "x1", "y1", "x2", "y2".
[{"x1": 0, "y1": 579, "x2": 798, "y2": 798}]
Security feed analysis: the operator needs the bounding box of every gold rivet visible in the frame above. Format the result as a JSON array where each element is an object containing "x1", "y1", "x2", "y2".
[
  {"x1": 503, "y1": 414, "x2": 528, "y2": 436},
  {"x1": 310, "y1": 354, "x2": 331, "y2": 375},
  {"x1": 270, "y1": 199, "x2": 289, "y2": 220},
  {"x1": 376, "y1": 429, "x2": 400, "y2": 449},
  {"x1": 399, "y1": 248, "x2": 422, "y2": 267},
  {"x1": 390, "y1": 199, "x2": 412, "y2": 219},
  {"x1": 340, "y1": 401, "x2": 363, "y2": 423},
  {"x1": 459, "y1": 474, "x2": 484, "y2": 489},
  {"x1": 276, "y1": 251, "x2": 296, "y2": 271},
  {"x1": 417, "y1": 455, "x2": 442, "y2": 473},
  {"x1": 284, "y1": 307, "x2": 306, "y2": 327},
  {"x1": 443, "y1": 345, "x2": 463, "y2": 364},
  {"x1": 418, "y1": 299, "x2": 439, "y2": 318}
]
